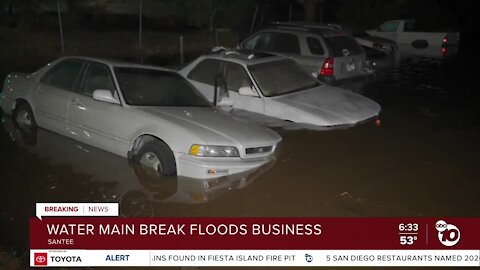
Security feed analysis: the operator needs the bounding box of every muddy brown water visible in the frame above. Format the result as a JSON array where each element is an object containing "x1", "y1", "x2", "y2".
[{"x1": 0, "y1": 52, "x2": 480, "y2": 268}]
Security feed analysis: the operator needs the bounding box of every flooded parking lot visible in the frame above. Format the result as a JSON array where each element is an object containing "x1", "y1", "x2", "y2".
[{"x1": 1, "y1": 52, "x2": 480, "y2": 264}]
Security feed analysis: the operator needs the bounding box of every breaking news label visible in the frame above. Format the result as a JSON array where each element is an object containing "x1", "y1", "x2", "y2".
[{"x1": 30, "y1": 203, "x2": 480, "y2": 267}]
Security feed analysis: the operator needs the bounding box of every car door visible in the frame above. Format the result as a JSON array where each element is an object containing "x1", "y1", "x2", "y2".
[
  {"x1": 270, "y1": 32, "x2": 304, "y2": 65},
  {"x1": 186, "y1": 59, "x2": 222, "y2": 103},
  {"x1": 67, "y1": 61, "x2": 127, "y2": 155},
  {"x1": 34, "y1": 59, "x2": 85, "y2": 134},
  {"x1": 243, "y1": 31, "x2": 306, "y2": 70},
  {"x1": 223, "y1": 62, "x2": 264, "y2": 114}
]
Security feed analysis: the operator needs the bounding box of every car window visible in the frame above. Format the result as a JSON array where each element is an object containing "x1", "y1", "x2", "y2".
[
  {"x1": 187, "y1": 59, "x2": 221, "y2": 85},
  {"x1": 243, "y1": 33, "x2": 274, "y2": 51},
  {"x1": 273, "y1": 33, "x2": 300, "y2": 54},
  {"x1": 378, "y1": 21, "x2": 399, "y2": 32},
  {"x1": 324, "y1": 36, "x2": 363, "y2": 57},
  {"x1": 41, "y1": 59, "x2": 84, "y2": 91},
  {"x1": 244, "y1": 32, "x2": 300, "y2": 54},
  {"x1": 404, "y1": 21, "x2": 415, "y2": 31},
  {"x1": 115, "y1": 67, "x2": 210, "y2": 107},
  {"x1": 306, "y1": 37, "x2": 325, "y2": 55},
  {"x1": 81, "y1": 63, "x2": 115, "y2": 96},
  {"x1": 224, "y1": 62, "x2": 251, "y2": 92},
  {"x1": 243, "y1": 34, "x2": 260, "y2": 50}
]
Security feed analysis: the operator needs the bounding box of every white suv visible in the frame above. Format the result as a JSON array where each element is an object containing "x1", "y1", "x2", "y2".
[{"x1": 238, "y1": 23, "x2": 368, "y2": 86}]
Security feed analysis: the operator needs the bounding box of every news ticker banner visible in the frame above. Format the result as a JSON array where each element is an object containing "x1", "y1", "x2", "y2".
[
  {"x1": 30, "y1": 249, "x2": 480, "y2": 267},
  {"x1": 30, "y1": 213, "x2": 480, "y2": 267}
]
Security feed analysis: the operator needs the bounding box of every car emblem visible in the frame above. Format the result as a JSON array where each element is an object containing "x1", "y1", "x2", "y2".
[
  {"x1": 258, "y1": 148, "x2": 264, "y2": 153},
  {"x1": 34, "y1": 253, "x2": 48, "y2": 266},
  {"x1": 342, "y1": 49, "x2": 350, "y2": 56}
]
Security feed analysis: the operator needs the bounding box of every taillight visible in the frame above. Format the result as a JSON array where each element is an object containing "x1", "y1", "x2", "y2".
[
  {"x1": 320, "y1": 57, "x2": 334, "y2": 76},
  {"x1": 441, "y1": 35, "x2": 448, "y2": 56},
  {"x1": 441, "y1": 47, "x2": 447, "y2": 56}
]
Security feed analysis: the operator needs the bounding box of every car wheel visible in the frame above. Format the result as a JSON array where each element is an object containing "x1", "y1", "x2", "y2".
[
  {"x1": 13, "y1": 102, "x2": 37, "y2": 131},
  {"x1": 134, "y1": 140, "x2": 177, "y2": 176}
]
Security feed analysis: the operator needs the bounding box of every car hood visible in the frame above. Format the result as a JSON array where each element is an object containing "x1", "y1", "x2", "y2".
[
  {"x1": 134, "y1": 107, "x2": 281, "y2": 147},
  {"x1": 270, "y1": 85, "x2": 381, "y2": 126}
]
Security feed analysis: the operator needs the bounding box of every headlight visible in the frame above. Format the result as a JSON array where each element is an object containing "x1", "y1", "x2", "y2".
[{"x1": 189, "y1": 144, "x2": 240, "y2": 157}]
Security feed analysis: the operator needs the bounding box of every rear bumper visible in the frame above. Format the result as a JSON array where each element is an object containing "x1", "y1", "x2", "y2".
[
  {"x1": 175, "y1": 153, "x2": 275, "y2": 179},
  {"x1": 318, "y1": 73, "x2": 366, "y2": 86}
]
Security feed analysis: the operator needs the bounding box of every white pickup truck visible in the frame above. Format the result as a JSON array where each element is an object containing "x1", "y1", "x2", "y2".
[{"x1": 367, "y1": 20, "x2": 460, "y2": 58}]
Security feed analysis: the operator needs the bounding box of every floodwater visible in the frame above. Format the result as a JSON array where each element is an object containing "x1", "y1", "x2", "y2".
[{"x1": 1, "y1": 51, "x2": 480, "y2": 267}]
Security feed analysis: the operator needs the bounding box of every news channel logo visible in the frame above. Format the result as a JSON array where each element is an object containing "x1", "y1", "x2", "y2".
[
  {"x1": 305, "y1": 254, "x2": 313, "y2": 262},
  {"x1": 435, "y1": 220, "x2": 460, "y2": 247}
]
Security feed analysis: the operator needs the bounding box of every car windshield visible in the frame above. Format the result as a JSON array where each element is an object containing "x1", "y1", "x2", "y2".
[
  {"x1": 248, "y1": 59, "x2": 320, "y2": 97},
  {"x1": 114, "y1": 67, "x2": 210, "y2": 107}
]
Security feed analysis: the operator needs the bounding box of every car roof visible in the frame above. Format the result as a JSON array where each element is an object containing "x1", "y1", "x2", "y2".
[
  {"x1": 263, "y1": 22, "x2": 350, "y2": 38},
  {"x1": 269, "y1": 21, "x2": 342, "y2": 30},
  {"x1": 57, "y1": 56, "x2": 174, "y2": 72}
]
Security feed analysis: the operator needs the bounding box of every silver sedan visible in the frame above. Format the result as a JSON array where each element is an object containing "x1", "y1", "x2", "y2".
[{"x1": 0, "y1": 57, "x2": 281, "y2": 179}]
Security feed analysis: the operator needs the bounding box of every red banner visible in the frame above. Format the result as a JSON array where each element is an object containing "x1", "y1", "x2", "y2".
[{"x1": 30, "y1": 217, "x2": 480, "y2": 250}]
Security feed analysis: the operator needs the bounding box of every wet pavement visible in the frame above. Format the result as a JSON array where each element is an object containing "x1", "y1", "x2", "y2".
[{"x1": 1, "y1": 51, "x2": 480, "y2": 267}]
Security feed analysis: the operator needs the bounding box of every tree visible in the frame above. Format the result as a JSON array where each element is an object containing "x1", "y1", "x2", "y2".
[
  {"x1": 334, "y1": 0, "x2": 406, "y2": 29},
  {"x1": 297, "y1": 0, "x2": 322, "y2": 22}
]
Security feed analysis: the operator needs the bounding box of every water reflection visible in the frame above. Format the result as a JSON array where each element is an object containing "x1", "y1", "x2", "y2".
[{"x1": 1, "y1": 116, "x2": 272, "y2": 211}]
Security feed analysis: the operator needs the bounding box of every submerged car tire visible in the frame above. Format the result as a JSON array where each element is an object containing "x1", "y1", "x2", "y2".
[
  {"x1": 134, "y1": 140, "x2": 177, "y2": 176},
  {"x1": 13, "y1": 102, "x2": 38, "y2": 145},
  {"x1": 13, "y1": 102, "x2": 37, "y2": 131}
]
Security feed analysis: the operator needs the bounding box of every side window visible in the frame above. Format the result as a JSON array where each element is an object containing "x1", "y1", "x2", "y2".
[
  {"x1": 243, "y1": 34, "x2": 261, "y2": 50},
  {"x1": 187, "y1": 59, "x2": 221, "y2": 85},
  {"x1": 306, "y1": 37, "x2": 325, "y2": 55},
  {"x1": 273, "y1": 33, "x2": 300, "y2": 54},
  {"x1": 378, "y1": 21, "x2": 399, "y2": 32},
  {"x1": 404, "y1": 21, "x2": 415, "y2": 31},
  {"x1": 81, "y1": 63, "x2": 115, "y2": 96},
  {"x1": 244, "y1": 33, "x2": 275, "y2": 51},
  {"x1": 40, "y1": 59, "x2": 84, "y2": 91},
  {"x1": 224, "y1": 63, "x2": 251, "y2": 92}
]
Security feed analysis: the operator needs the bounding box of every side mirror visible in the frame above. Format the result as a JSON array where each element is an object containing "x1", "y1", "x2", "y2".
[
  {"x1": 238, "y1": 86, "x2": 257, "y2": 97},
  {"x1": 93, "y1": 89, "x2": 120, "y2": 105}
]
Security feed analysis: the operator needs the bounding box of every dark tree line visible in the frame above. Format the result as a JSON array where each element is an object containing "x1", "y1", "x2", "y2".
[{"x1": 0, "y1": 0, "x2": 477, "y2": 31}]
